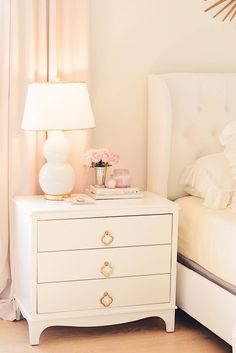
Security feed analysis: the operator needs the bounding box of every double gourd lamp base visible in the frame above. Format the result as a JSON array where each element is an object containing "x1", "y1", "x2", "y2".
[{"x1": 21, "y1": 82, "x2": 95, "y2": 200}]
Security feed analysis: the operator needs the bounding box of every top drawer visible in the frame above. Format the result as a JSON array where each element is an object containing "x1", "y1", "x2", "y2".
[{"x1": 37, "y1": 214, "x2": 172, "y2": 252}]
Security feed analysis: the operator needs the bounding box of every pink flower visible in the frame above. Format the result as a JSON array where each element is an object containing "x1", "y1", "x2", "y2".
[
  {"x1": 108, "y1": 152, "x2": 120, "y2": 165},
  {"x1": 83, "y1": 148, "x2": 120, "y2": 167},
  {"x1": 101, "y1": 149, "x2": 111, "y2": 164},
  {"x1": 91, "y1": 150, "x2": 102, "y2": 164}
]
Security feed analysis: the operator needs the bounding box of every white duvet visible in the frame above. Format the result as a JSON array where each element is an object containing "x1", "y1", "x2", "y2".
[{"x1": 175, "y1": 196, "x2": 236, "y2": 286}]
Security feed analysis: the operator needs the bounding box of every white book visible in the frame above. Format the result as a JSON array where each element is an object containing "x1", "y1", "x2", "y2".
[
  {"x1": 89, "y1": 185, "x2": 140, "y2": 195},
  {"x1": 85, "y1": 189, "x2": 144, "y2": 200}
]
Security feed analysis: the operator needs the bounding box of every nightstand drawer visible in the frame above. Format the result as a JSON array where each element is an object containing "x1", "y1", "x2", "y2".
[
  {"x1": 37, "y1": 245, "x2": 171, "y2": 283},
  {"x1": 37, "y1": 214, "x2": 172, "y2": 252},
  {"x1": 37, "y1": 274, "x2": 170, "y2": 314}
]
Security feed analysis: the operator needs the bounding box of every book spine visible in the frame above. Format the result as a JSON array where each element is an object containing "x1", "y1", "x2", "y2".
[{"x1": 90, "y1": 186, "x2": 139, "y2": 195}]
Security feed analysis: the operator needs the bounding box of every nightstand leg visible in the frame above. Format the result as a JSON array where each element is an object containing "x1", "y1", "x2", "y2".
[
  {"x1": 28, "y1": 321, "x2": 45, "y2": 345},
  {"x1": 158, "y1": 309, "x2": 175, "y2": 333}
]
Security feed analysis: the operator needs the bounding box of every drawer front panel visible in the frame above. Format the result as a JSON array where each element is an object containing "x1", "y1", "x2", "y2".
[
  {"x1": 37, "y1": 274, "x2": 170, "y2": 314},
  {"x1": 37, "y1": 214, "x2": 172, "y2": 252},
  {"x1": 38, "y1": 245, "x2": 171, "y2": 283}
]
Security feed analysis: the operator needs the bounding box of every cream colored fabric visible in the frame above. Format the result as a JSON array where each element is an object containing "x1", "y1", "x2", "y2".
[
  {"x1": 0, "y1": 0, "x2": 90, "y2": 321},
  {"x1": 176, "y1": 196, "x2": 236, "y2": 286},
  {"x1": 0, "y1": 0, "x2": 45, "y2": 321},
  {"x1": 0, "y1": 1, "x2": 13, "y2": 321},
  {"x1": 219, "y1": 120, "x2": 236, "y2": 168},
  {"x1": 148, "y1": 74, "x2": 236, "y2": 200},
  {"x1": 219, "y1": 120, "x2": 236, "y2": 212},
  {"x1": 180, "y1": 153, "x2": 235, "y2": 209},
  {"x1": 48, "y1": 0, "x2": 92, "y2": 193}
]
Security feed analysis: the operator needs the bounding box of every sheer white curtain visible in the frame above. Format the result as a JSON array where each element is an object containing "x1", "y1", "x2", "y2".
[
  {"x1": 0, "y1": 0, "x2": 90, "y2": 321},
  {"x1": 50, "y1": 0, "x2": 92, "y2": 193}
]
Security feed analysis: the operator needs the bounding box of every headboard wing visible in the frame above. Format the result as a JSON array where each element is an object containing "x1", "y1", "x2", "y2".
[{"x1": 147, "y1": 73, "x2": 236, "y2": 200}]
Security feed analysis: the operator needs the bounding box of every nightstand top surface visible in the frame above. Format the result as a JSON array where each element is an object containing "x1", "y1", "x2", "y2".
[{"x1": 14, "y1": 191, "x2": 178, "y2": 218}]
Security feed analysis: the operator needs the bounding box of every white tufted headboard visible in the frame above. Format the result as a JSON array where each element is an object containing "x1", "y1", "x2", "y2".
[{"x1": 147, "y1": 73, "x2": 236, "y2": 200}]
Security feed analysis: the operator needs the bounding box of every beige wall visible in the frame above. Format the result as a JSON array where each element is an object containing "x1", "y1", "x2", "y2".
[{"x1": 90, "y1": 0, "x2": 236, "y2": 190}]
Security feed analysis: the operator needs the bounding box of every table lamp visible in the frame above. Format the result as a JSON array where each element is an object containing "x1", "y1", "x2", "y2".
[{"x1": 22, "y1": 82, "x2": 96, "y2": 200}]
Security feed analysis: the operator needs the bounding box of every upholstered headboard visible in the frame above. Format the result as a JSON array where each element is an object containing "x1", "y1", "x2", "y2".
[{"x1": 147, "y1": 73, "x2": 236, "y2": 200}]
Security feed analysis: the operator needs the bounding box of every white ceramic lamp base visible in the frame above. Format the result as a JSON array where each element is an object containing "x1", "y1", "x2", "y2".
[{"x1": 39, "y1": 131, "x2": 75, "y2": 200}]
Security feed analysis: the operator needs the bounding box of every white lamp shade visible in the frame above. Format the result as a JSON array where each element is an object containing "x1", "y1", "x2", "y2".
[{"x1": 22, "y1": 82, "x2": 95, "y2": 131}]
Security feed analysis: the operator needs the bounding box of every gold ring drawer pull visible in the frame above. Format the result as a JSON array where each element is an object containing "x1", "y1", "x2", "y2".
[
  {"x1": 101, "y1": 261, "x2": 113, "y2": 277},
  {"x1": 100, "y1": 292, "x2": 113, "y2": 308},
  {"x1": 101, "y1": 230, "x2": 114, "y2": 246}
]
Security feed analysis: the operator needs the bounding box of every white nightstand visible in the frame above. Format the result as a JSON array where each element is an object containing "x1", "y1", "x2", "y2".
[{"x1": 14, "y1": 191, "x2": 178, "y2": 345}]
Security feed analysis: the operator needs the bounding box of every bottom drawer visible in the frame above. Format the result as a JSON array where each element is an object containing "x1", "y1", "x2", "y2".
[{"x1": 37, "y1": 274, "x2": 170, "y2": 314}]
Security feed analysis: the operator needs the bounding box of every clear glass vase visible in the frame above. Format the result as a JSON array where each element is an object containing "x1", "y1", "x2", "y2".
[{"x1": 94, "y1": 167, "x2": 107, "y2": 187}]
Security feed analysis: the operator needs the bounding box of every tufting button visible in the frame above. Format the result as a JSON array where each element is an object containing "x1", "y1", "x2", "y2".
[
  {"x1": 211, "y1": 130, "x2": 216, "y2": 137},
  {"x1": 183, "y1": 131, "x2": 189, "y2": 137},
  {"x1": 197, "y1": 106, "x2": 202, "y2": 112},
  {"x1": 224, "y1": 105, "x2": 229, "y2": 112}
]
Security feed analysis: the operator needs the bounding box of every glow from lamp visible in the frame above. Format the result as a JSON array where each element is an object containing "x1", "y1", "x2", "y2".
[{"x1": 22, "y1": 82, "x2": 95, "y2": 200}]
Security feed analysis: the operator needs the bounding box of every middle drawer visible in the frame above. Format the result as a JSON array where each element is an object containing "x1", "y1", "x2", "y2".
[{"x1": 38, "y1": 245, "x2": 171, "y2": 283}]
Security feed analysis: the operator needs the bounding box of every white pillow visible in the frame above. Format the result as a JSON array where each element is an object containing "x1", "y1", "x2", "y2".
[
  {"x1": 180, "y1": 153, "x2": 235, "y2": 209},
  {"x1": 219, "y1": 120, "x2": 236, "y2": 173},
  {"x1": 183, "y1": 185, "x2": 202, "y2": 198},
  {"x1": 219, "y1": 120, "x2": 236, "y2": 210}
]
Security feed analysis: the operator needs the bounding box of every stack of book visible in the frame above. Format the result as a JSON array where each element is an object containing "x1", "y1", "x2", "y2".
[{"x1": 85, "y1": 185, "x2": 144, "y2": 200}]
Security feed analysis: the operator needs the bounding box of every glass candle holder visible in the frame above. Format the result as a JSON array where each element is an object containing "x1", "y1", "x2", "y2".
[{"x1": 113, "y1": 169, "x2": 131, "y2": 188}]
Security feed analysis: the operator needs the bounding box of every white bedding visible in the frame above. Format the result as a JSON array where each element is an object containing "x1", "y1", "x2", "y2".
[{"x1": 175, "y1": 196, "x2": 236, "y2": 287}]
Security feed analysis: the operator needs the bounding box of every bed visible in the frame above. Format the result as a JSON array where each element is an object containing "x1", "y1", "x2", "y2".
[{"x1": 147, "y1": 73, "x2": 236, "y2": 352}]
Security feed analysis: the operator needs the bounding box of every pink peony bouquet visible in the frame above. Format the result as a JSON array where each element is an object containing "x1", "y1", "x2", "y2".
[{"x1": 83, "y1": 148, "x2": 120, "y2": 168}]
